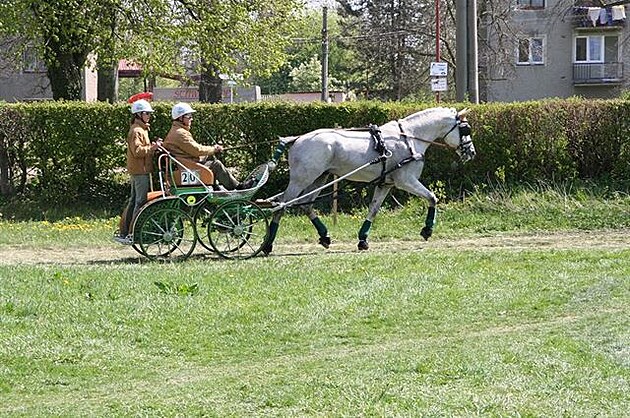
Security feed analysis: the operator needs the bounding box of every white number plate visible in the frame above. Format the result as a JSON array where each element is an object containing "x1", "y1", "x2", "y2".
[{"x1": 181, "y1": 170, "x2": 200, "y2": 185}]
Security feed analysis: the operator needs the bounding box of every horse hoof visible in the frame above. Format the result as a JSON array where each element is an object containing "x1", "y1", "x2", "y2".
[
  {"x1": 358, "y1": 240, "x2": 369, "y2": 251},
  {"x1": 262, "y1": 242, "x2": 273, "y2": 255},
  {"x1": 319, "y1": 236, "x2": 331, "y2": 249},
  {"x1": 420, "y1": 227, "x2": 432, "y2": 241}
]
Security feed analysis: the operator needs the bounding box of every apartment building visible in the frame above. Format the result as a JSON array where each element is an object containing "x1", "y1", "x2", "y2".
[
  {"x1": 481, "y1": 0, "x2": 628, "y2": 102},
  {"x1": 0, "y1": 45, "x2": 97, "y2": 102}
]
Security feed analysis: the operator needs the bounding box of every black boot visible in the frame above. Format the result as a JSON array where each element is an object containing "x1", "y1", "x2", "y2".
[{"x1": 236, "y1": 177, "x2": 256, "y2": 190}]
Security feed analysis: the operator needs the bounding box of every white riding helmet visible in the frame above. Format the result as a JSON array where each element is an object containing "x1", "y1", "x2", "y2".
[
  {"x1": 171, "y1": 102, "x2": 196, "y2": 120},
  {"x1": 130, "y1": 99, "x2": 154, "y2": 114}
]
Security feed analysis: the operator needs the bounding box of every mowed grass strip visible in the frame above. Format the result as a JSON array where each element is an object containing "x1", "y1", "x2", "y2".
[
  {"x1": 1, "y1": 246, "x2": 628, "y2": 416},
  {"x1": 0, "y1": 183, "x2": 629, "y2": 246}
]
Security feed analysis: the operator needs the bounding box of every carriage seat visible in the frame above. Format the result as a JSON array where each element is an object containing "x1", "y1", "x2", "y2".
[{"x1": 168, "y1": 158, "x2": 215, "y2": 188}]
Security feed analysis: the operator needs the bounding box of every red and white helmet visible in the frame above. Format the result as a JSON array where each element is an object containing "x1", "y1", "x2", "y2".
[
  {"x1": 130, "y1": 99, "x2": 154, "y2": 114},
  {"x1": 171, "y1": 102, "x2": 196, "y2": 120}
]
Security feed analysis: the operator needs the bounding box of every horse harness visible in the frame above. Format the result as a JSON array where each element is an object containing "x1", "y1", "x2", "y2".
[{"x1": 358, "y1": 116, "x2": 472, "y2": 186}]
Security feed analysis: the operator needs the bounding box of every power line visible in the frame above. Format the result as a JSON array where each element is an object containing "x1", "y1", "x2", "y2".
[{"x1": 292, "y1": 29, "x2": 433, "y2": 44}]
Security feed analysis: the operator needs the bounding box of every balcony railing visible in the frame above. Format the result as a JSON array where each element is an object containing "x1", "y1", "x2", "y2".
[
  {"x1": 573, "y1": 62, "x2": 623, "y2": 84},
  {"x1": 573, "y1": 6, "x2": 626, "y2": 28}
]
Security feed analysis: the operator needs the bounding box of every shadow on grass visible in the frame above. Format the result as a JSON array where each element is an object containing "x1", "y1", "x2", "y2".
[{"x1": 80, "y1": 247, "x2": 366, "y2": 266}]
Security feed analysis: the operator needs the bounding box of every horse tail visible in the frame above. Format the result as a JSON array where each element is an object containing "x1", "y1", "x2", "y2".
[{"x1": 267, "y1": 135, "x2": 300, "y2": 171}]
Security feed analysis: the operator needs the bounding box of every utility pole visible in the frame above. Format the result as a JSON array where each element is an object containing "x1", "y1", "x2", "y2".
[
  {"x1": 321, "y1": 5, "x2": 329, "y2": 102},
  {"x1": 435, "y1": 0, "x2": 441, "y2": 103},
  {"x1": 456, "y1": 0, "x2": 479, "y2": 103},
  {"x1": 456, "y1": 0, "x2": 467, "y2": 102},
  {"x1": 468, "y1": 0, "x2": 479, "y2": 104}
]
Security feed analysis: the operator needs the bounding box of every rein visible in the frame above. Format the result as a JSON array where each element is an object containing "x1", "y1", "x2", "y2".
[
  {"x1": 397, "y1": 121, "x2": 454, "y2": 150},
  {"x1": 220, "y1": 138, "x2": 279, "y2": 151},
  {"x1": 220, "y1": 121, "x2": 455, "y2": 152}
]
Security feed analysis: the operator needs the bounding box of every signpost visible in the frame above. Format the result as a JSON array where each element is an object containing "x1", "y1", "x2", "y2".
[
  {"x1": 430, "y1": 62, "x2": 448, "y2": 77},
  {"x1": 431, "y1": 77, "x2": 448, "y2": 92},
  {"x1": 430, "y1": 61, "x2": 448, "y2": 95}
]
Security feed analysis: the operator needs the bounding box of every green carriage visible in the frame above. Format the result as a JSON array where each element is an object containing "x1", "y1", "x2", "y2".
[{"x1": 129, "y1": 148, "x2": 271, "y2": 261}]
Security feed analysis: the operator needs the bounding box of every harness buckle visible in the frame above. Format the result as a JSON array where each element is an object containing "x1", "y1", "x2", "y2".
[{"x1": 369, "y1": 124, "x2": 387, "y2": 157}]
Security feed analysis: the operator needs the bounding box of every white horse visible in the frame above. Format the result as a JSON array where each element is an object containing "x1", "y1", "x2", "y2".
[{"x1": 262, "y1": 107, "x2": 476, "y2": 254}]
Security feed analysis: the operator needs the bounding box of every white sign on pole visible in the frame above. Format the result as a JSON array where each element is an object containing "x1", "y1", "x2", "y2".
[
  {"x1": 431, "y1": 77, "x2": 448, "y2": 91},
  {"x1": 430, "y1": 62, "x2": 448, "y2": 77}
]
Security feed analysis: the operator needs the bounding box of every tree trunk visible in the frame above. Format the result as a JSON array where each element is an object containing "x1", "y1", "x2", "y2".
[
  {"x1": 0, "y1": 138, "x2": 12, "y2": 197},
  {"x1": 97, "y1": 59, "x2": 119, "y2": 103},
  {"x1": 47, "y1": 52, "x2": 88, "y2": 100},
  {"x1": 199, "y1": 67, "x2": 223, "y2": 103}
]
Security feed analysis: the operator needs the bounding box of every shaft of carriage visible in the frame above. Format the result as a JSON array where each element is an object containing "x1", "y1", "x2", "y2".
[{"x1": 263, "y1": 158, "x2": 379, "y2": 214}]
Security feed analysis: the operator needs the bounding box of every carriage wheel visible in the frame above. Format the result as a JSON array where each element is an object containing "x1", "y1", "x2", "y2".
[
  {"x1": 208, "y1": 200, "x2": 270, "y2": 259},
  {"x1": 135, "y1": 207, "x2": 197, "y2": 260},
  {"x1": 193, "y1": 200, "x2": 217, "y2": 253},
  {"x1": 130, "y1": 200, "x2": 163, "y2": 258}
]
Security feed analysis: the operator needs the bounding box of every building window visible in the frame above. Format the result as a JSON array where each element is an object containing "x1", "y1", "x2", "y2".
[
  {"x1": 574, "y1": 35, "x2": 618, "y2": 62},
  {"x1": 517, "y1": 0, "x2": 545, "y2": 10},
  {"x1": 22, "y1": 46, "x2": 46, "y2": 73},
  {"x1": 517, "y1": 37, "x2": 544, "y2": 65}
]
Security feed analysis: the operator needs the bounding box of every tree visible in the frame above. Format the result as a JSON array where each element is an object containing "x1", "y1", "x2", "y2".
[
  {"x1": 0, "y1": 0, "x2": 303, "y2": 102},
  {"x1": 253, "y1": 7, "x2": 358, "y2": 95},
  {"x1": 0, "y1": 0, "x2": 168, "y2": 100},
  {"x1": 336, "y1": 0, "x2": 459, "y2": 101},
  {"x1": 170, "y1": 0, "x2": 303, "y2": 102},
  {"x1": 289, "y1": 55, "x2": 344, "y2": 92},
  {"x1": 0, "y1": 1, "x2": 102, "y2": 99}
]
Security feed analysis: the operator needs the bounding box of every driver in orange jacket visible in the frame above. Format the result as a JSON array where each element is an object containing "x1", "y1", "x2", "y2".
[{"x1": 163, "y1": 102, "x2": 254, "y2": 190}]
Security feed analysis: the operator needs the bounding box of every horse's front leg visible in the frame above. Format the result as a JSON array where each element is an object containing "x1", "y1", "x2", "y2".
[
  {"x1": 358, "y1": 184, "x2": 393, "y2": 250},
  {"x1": 420, "y1": 202, "x2": 437, "y2": 241},
  {"x1": 396, "y1": 179, "x2": 438, "y2": 241}
]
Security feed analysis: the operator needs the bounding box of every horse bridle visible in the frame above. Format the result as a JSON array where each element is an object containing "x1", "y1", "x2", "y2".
[
  {"x1": 453, "y1": 118, "x2": 474, "y2": 157},
  {"x1": 398, "y1": 116, "x2": 473, "y2": 153}
]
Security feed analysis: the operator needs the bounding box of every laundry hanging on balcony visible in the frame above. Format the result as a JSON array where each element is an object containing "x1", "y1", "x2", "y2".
[
  {"x1": 611, "y1": 5, "x2": 626, "y2": 21},
  {"x1": 587, "y1": 7, "x2": 601, "y2": 26}
]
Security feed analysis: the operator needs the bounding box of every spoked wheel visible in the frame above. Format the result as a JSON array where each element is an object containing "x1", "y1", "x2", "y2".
[
  {"x1": 193, "y1": 200, "x2": 217, "y2": 253},
  {"x1": 208, "y1": 200, "x2": 270, "y2": 259},
  {"x1": 130, "y1": 200, "x2": 161, "y2": 258},
  {"x1": 135, "y1": 206, "x2": 197, "y2": 260}
]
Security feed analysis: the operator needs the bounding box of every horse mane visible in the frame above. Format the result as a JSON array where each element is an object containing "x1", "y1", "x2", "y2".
[{"x1": 400, "y1": 107, "x2": 457, "y2": 127}]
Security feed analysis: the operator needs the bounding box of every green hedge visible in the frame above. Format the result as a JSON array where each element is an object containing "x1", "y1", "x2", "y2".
[{"x1": 0, "y1": 99, "x2": 628, "y2": 216}]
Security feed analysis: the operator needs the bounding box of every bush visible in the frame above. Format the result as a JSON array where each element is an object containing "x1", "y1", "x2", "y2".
[{"x1": 0, "y1": 99, "x2": 627, "y2": 219}]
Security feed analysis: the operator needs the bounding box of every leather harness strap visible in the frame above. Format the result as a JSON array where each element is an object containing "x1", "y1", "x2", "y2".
[{"x1": 345, "y1": 123, "x2": 438, "y2": 186}]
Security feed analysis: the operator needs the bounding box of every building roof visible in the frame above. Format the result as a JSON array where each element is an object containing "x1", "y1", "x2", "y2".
[{"x1": 118, "y1": 59, "x2": 142, "y2": 78}]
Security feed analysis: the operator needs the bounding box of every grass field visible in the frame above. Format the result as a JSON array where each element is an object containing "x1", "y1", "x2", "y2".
[{"x1": 0, "y1": 187, "x2": 628, "y2": 416}]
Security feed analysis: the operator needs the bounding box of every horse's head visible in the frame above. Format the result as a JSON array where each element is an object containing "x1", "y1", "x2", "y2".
[
  {"x1": 400, "y1": 107, "x2": 476, "y2": 163},
  {"x1": 443, "y1": 108, "x2": 476, "y2": 163}
]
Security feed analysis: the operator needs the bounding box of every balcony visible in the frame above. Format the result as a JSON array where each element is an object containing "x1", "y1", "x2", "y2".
[
  {"x1": 573, "y1": 6, "x2": 626, "y2": 29},
  {"x1": 573, "y1": 62, "x2": 623, "y2": 85}
]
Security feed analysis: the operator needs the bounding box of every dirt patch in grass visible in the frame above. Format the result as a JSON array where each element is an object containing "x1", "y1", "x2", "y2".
[{"x1": 2, "y1": 229, "x2": 628, "y2": 266}]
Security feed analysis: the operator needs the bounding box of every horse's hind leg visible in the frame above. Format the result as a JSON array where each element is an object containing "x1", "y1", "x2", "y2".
[
  {"x1": 262, "y1": 210, "x2": 283, "y2": 255},
  {"x1": 299, "y1": 174, "x2": 331, "y2": 248},
  {"x1": 262, "y1": 173, "x2": 329, "y2": 255},
  {"x1": 357, "y1": 184, "x2": 393, "y2": 250}
]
